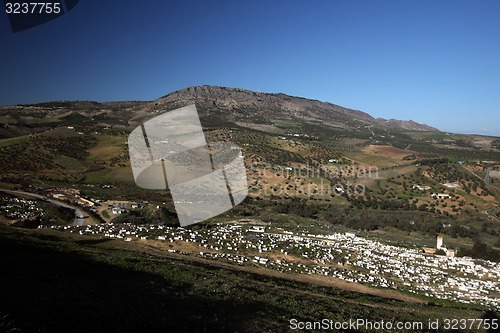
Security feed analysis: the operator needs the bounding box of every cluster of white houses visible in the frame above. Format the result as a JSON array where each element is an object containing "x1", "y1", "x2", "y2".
[
  {"x1": 45, "y1": 222, "x2": 500, "y2": 308},
  {"x1": 0, "y1": 196, "x2": 45, "y2": 221}
]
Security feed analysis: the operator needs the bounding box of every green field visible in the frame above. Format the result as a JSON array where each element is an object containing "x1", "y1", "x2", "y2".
[
  {"x1": 273, "y1": 119, "x2": 300, "y2": 129},
  {"x1": 54, "y1": 155, "x2": 87, "y2": 172},
  {"x1": 343, "y1": 151, "x2": 403, "y2": 169},
  {"x1": 0, "y1": 137, "x2": 28, "y2": 148}
]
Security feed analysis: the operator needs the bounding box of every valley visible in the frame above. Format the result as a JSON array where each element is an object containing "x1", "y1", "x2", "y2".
[{"x1": 1, "y1": 86, "x2": 499, "y2": 332}]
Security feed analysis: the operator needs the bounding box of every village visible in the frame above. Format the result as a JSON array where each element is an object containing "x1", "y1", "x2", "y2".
[
  {"x1": 0, "y1": 196, "x2": 45, "y2": 221},
  {"x1": 43, "y1": 221, "x2": 500, "y2": 309}
]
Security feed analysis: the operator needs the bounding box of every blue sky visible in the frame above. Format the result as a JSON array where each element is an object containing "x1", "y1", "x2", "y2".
[{"x1": 1, "y1": 1, "x2": 499, "y2": 136}]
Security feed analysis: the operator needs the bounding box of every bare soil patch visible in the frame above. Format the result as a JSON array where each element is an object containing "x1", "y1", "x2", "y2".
[{"x1": 363, "y1": 145, "x2": 414, "y2": 158}]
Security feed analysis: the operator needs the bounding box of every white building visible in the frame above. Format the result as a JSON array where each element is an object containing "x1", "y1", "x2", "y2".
[{"x1": 112, "y1": 207, "x2": 125, "y2": 215}]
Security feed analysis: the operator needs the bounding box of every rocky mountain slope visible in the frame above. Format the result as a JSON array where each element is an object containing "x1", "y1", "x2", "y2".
[{"x1": 152, "y1": 86, "x2": 438, "y2": 132}]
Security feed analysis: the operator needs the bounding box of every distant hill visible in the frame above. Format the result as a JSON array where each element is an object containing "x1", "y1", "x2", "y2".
[
  {"x1": 152, "y1": 85, "x2": 439, "y2": 132},
  {"x1": 0, "y1": 85, "x2": 438, "y2": 137},
  {"x1": 378, "y1": 118, "x2": 439, "y2": 132}
]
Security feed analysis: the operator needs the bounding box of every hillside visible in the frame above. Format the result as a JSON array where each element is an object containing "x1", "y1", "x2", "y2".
[{"x1": 0, "y1": 85, "x2": 499, "y2": 253}]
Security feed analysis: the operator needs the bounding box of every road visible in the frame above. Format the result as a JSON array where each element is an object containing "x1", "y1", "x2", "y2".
[{"x1": 485, "y1": 166, "x2": 493, "y2": 185}]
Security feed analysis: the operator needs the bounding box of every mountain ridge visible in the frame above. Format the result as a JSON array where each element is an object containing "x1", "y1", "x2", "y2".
[
  {"x1": 0, "y1": 85, "x2": 439, "y2": 135},
  {"x1": 156, "y1": 85, "x2": 439, "y2": 132}
]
